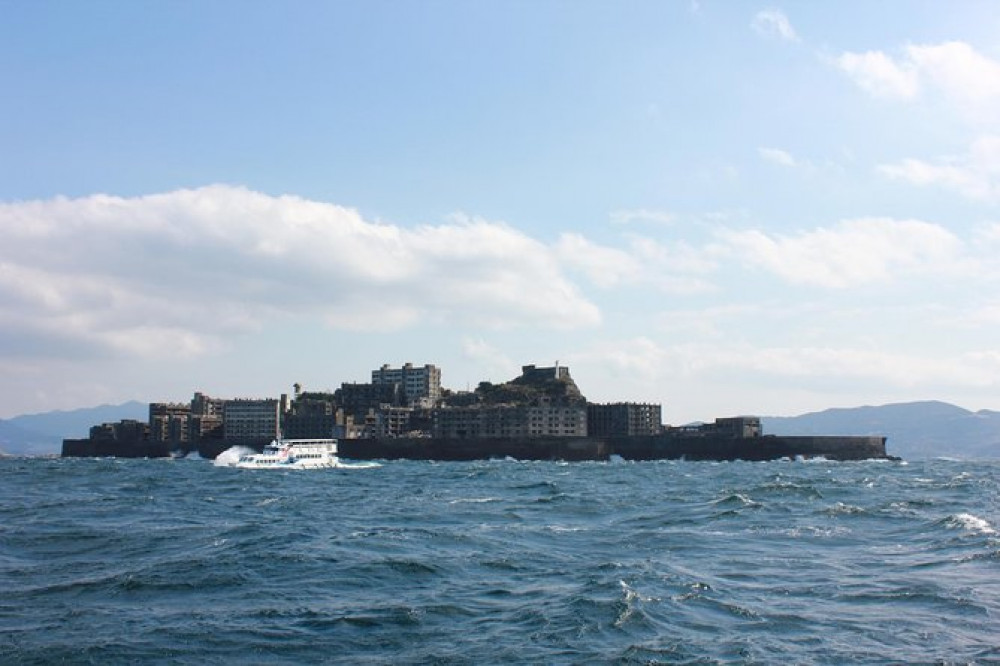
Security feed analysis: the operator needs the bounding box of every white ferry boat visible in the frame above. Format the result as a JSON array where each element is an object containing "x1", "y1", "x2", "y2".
[{"x1": 233, "y1": 438, "x2": 377, "y2": 470}]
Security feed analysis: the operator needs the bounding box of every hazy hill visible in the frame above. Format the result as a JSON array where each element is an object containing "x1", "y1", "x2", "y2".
[
  {"x1": 0, "y1": 421, "x2": 59, "y2": 456},
  {"x1": 763, "y1": 401, "x2": 1000, "y2": 460},
  {"x1": 0, "y1": 401, "x2": 147, "y2": 456}
]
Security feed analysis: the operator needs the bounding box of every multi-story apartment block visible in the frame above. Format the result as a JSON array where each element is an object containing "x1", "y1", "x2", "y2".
[
  {"x1": 587, "y1": 402, "x2": 662, "y2": 437},
  {"x1": 149, "y1": 392, "x2": 225, "y2": 444},
  {"x1": 526, "y1": 400, "x2": 587, "y2": 437},
  {"x1": 372, "y1": 363, "x2": 442, "y2": 407},
  {"x1": 191, "y1": 392, "x2": 224, "y2": 417},
  {"x1": 375, "y1": 406, "x2": 413, "y2": 438},
  {"x1": 149, "y1": 402, "x2": 192, "y2": 444},
  {"x1": 189, "y1": 413, "x2": 223, "y2": 442},
  {"x1": 432, "y1": 405, "x2": 507, "y2": 439},
  {"x1": 284, "y1": 396, "x2": 338, "y2": 439},
  {"x1": 336, "y1": 382, "x2": 401, "y2": 419},
  {"x1": 187, "y1": 392, "x2": 225, "y2": 442},
  {"x1": 223, "y1": 398, "x2": 281, "y2": 444},
  {"x1": 89, "y1": 419, "x2": 149, "y2": 442},
  {"x1": 432, "y1": 402, "x2": 587, "y2": 439}
]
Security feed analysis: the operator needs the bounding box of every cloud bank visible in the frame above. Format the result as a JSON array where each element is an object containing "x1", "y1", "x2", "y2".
[
  {"x1": 3, "y1": 184, "x2": 996, "y2": 419},
  {"x1": 719, "y1": 218, "x2": 967, "y2": 288},
  {"x1": 0, "y1": 185, "x2": 601, "y2": 360},
  {"x1": 558, "y1": 216, "x2": 982, "y2": 292},
  {"x1": 572, "y1": 336, "x2": 1000, "y2": 404}
]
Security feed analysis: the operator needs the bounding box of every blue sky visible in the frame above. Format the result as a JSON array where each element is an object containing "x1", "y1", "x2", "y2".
[{"x1": 2, "y1": 1, "x2": 1000, "y2": 422}]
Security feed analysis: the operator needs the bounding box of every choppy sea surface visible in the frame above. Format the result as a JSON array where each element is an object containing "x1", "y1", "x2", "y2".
[{"x1": 2, "y1": 454, "x2": 998, "y2": 664}]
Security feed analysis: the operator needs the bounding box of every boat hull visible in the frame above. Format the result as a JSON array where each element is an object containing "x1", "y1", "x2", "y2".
[
  {"x1": 232, "y1": 460, "x2": 340, "y2": 469},
  {"x1": 230, "y1": 459, "x2": 380, "y2": 470}
]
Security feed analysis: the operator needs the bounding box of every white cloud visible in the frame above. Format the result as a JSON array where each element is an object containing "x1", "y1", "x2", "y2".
[
  {"x1": 758, "y1": 147, "x2": 797, "y2": 167},
  {"x1": 751, "y1": 9, "x2": 800, "y2": 43},
  {"x1": 555, "y1": 232, "x2": 718, "y2": 293},
  {"x1": 836, "y1": 42, "x2": 1000, "y2": 201},
  {"x1": 907, "y1": 42, "x2": 1000, "y2": 124},
  {"x1": 836, "y1": 41, "x2": 1000, "y2": 123},
  {"x1": 555, "y1": 233, "x2": 641, "y2": 288},
  {"x1": 835, "y1": 50, "x2": 919, "y2": 99},
  {"x1": 879, "y1": 135, "x2": 1000, "y2": 201},
  {"x1": 559, "y1": 214, "x2": 987, "y2": 294},
  {"x1": 719, "y1": 218, "x2": 967, "y2": 288},
  {"x1": 0, "y1": 185, "x2": 601, "y2": 360}
]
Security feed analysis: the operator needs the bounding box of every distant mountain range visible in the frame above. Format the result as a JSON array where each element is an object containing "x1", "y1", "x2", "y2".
[
  {"x1": 0, "y1": 401, "x2": 147, "y2": 456},
  {"x1": 762, "y1": 401, "x2": 1000, "y2": 460},
  {"x1": 2, "y1": 399, "x2": 998, "y2": 459}
]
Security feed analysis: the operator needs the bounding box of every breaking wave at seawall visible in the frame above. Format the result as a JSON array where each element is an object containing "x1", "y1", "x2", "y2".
[
  {"x1": 2, "y1": 456, "x2": 999, "y2": 663},
  {"x1": 213, "y1": 445, "x2": 256, "y2": 466}
]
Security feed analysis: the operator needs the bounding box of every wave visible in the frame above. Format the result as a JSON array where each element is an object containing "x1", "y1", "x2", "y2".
[
  {"x1": 4, "y1": 456, "x2": 1000, "y2": 664},
  {"x1": 943, "y1": 513, "x2": 996, "y2": 535},
  {"x1": 212, "y1": 445, "x2": 256, "y2": 466}
]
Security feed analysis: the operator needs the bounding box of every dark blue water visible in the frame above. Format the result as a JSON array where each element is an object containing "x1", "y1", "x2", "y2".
[{"x1": 2, "y1": 455, "x2": 998, "y2": 664}]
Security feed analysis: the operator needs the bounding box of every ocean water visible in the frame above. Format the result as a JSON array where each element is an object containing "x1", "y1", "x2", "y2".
[{"x1": 1, "y1": 455, "x2": 998, "y2": 664}]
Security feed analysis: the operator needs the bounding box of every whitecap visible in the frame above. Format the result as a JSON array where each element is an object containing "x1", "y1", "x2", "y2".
[
  {"x1": 546, "y1": 525, "x2": 584, "y2": 533},
  {"x1": 828, "y1": 502, "x2": 865, "y2": 515},
  {"x1": 947, "y1": 513, "x2": 996, "y2": 535},
  {"x1": 614, "y1": 580, "x2": 639, "y2": 627}
]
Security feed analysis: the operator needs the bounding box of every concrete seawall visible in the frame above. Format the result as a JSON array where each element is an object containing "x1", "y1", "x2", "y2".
[
  {"x1": 338, "y1": 436, "x2": 609, "y2": 462},
  {"x1": 62, "y1": 433, "x2": 890, "y2": 462},
  {"x1": 607, "y1": 434, "x2": 889, "y2": 461},
  {"x1": 339, "y1": 433, "x2": 890, "y2": 462},
  {"x1": 61, "y1": 438, "x2": 174, "y2": 459}
]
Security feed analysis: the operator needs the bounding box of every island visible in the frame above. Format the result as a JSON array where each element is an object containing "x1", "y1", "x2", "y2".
[{"x1": 62, "y1": 362, "x2": 892, "y2": 462}]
